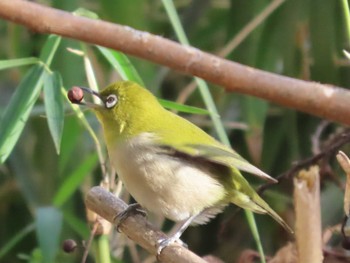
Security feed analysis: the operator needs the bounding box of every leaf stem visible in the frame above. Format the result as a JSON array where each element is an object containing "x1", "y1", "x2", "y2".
[
  {"x1": 341, "y1": 0, "x2": 350, "y2": 46},
  {"x1": 61, "y1": 88, "x2": 106, "y2": 176}
]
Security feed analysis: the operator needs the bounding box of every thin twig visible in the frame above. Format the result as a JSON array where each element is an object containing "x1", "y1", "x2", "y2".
[
  {"x1": 259, "y1": 129, "x2": 350, "y2": 193},
  {"x1": 311, "y1": 120, "x2": 330, "y2": 155},
  {"x1": 81, "y1": 220, "x2": 99, "y2": 263},
  {"x1": 0, "y1": 1, "x2": 350, "y2": 124}
]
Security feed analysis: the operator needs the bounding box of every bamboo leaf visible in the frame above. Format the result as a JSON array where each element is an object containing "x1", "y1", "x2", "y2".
[
  {"x1": 53, "y1": 153, "x2": 98, "y2": 207},
  {"x1": 0, "y1": 57, "x2": 39, "y2": 70},
  {"x1": 0, "y1": 65, "x2": 45, "y2": 163},
  {"x1": 44, "y1": 71, "x2": 64, "y2": 154},
  {"x1": 96, "y1": 46, "x2": 144, "y2": 86},
  {"x1": 62, "y1": 211, "x2": 90, "y2": 238},
  {"x1": 0, "y1": 223, "x2": 35, "y2": 259},
  {"x1": 35, "y1": 207, "x2": 62, "y2": 263},
  {"x1": 158, "y1": 98, "x2": 210, "y2": 115},
  {"x1": 0, "y1": 35, "x2": 61, "y2": 163},
  {"x1": 73, "y1": 7, "x2": 99, "y2": 19},
  {"x1": 39, "y1": 35, "x2": 61, "y2": 65}
]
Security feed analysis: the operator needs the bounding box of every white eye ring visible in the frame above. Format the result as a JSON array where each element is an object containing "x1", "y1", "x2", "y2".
[{"x1": 105, "y1": 94, "x2": 118, "y2": 109}]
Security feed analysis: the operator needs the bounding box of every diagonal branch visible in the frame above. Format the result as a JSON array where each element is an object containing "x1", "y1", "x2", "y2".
[
  {"x1": 0, "y1": 0, "x2": 350, "y2": 124},
  {"x1": 85, "y1": 186, "x2": 206, "y2": 263}
]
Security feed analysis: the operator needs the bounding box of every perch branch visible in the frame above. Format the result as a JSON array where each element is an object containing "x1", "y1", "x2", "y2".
[
  {"x1": 85, "y1": 186, "x2": 206, "y2": 263},
  {"x1": 0, "y1": 1, "x2": 350, "y2": 124}
]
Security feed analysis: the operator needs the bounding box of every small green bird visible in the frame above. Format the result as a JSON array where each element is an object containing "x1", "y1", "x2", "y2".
[{"x1": 68, "y1": 81, "x2": 292, "y2": 253}]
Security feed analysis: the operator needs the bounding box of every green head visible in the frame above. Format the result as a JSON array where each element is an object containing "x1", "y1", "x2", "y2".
[{"x1": 69, "y1": 81, "x2": 164, "y2": 142}]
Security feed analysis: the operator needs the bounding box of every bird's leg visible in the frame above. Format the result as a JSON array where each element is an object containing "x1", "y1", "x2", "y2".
[
  {"x1": 114, "y1": 203, "x2": 147, "y2": 232},
  {"x1": 157, "y1": 214, "x2": 197, "y2": 254}
]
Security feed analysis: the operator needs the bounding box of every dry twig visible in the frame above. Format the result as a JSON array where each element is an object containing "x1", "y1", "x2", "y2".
[
  {"x1": 294, "y1": 166, "x2": 323, "y2": 263},
  {"x1": 259, "y1": 129, "x2": 350, "y2": 193}
]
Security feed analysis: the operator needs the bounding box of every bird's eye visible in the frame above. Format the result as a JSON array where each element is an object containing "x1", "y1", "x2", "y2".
[{"x1": 105, "y1": 94, "x2": 118, "y2": 109}]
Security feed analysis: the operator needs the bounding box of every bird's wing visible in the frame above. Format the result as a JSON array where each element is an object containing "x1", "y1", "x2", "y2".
[
  {"x1": 159, "y1": 141, "x2": 277, "y2": 183},
  {"x1": 155, "y1": 111, "x2": 277, "y2": 183}
]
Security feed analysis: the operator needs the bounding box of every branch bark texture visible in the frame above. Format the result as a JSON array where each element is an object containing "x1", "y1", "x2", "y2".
[
  {"x1": 1, "y1": 0, "x2": 350, "y2": 124},
  {"x1": 85, "y1": 186, "x2": 206, "y2": 263}
]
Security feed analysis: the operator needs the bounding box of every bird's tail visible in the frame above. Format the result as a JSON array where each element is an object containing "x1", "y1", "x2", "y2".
[{"x1": 230, "y1": 189, "x2": 293, "y2": 233}]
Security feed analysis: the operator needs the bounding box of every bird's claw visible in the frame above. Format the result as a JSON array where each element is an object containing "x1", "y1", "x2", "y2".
[
  {"x1": 114, "y1": 203, "x2": 146, "y2": 232},
  {"x1": 156, "y1": 237, "x2": 188, "y2": 255}
]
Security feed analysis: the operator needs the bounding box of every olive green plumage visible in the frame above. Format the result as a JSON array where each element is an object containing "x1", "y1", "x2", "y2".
[{"x1": 83, "y1": 81, "x2": 292, "y2": 243}]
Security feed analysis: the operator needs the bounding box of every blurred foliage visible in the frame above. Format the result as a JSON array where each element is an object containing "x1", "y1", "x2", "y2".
[{"x1": 0, "y1": 0, "x2": 349, "y2": 262}]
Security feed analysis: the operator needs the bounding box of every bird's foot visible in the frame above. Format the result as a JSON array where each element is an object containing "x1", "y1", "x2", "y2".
[
  {"x1": 156, "y1": 237, "x2": 187, "y2": 254},
  {"x1": 114, "y1": 203, "x2": 147, "y2": 232}
]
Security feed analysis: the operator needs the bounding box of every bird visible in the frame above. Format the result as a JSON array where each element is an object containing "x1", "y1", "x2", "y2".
[{"x1": 67, "y1": 80, "x2": 292, "y2": 253}]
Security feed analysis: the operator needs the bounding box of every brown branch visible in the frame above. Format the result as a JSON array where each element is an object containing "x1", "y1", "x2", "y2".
[
  {"x1": 85, "y1": 186, "x2": 207, "y2": 263},
  {"x1": 0, "y1": 1, "x2": 350, "y2": 125}
]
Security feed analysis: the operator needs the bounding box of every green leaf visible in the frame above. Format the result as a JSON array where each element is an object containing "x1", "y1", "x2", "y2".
[
  {"x1": 262, "y1": 111, "x2": 298, "y2": 172},
  {"x1": 242, "y1": 97, "x2": 268, "y2": 130},
  {"x1": 39, "y1": 35, "x2": 61, "y2": 65},
  {"x1": 35, "y1": 207, "x2": 62, "y2": 263},
  {"x1": 96, "y1": 46, "x2": 144, "y2": 86},
  {"x1": 341, "y1": 0, "x2": 350, "y2": 46},
  {"x1": 245, "y1": 211, "x2": 266, "y2": 263},
  {"x1": 62, "y1": 211, "x2": 90, "y2": 238},
  {"x1": 309, "y1": 1, "x2": 337, "y2": 83},
  {"x1": 58, "y1": 117, "x2": 82, "y2": 175},
  {"x1": 44, "y1": 71, "x2": 64, "y2": 154},
  {"x1": 53, "y1": 153, "x2": 98, "y2": 207},
  {"x1": 97, "y1": 235, "x2": 111, "y2": 263},
  {"x1": 0, "y1": 57, "x2": 39, "y2": 70},
  {"x1": 0, "y1": 223, "x2": 35, "y2": 259},
  {"x1": 158, "y1": 98, "x2": 210, "y2": 115},
  {"x1": 0, "y1": 65, "x2": 45, "y2": 163},
  {"x1": 73, "y1": 7, "x2": 99, "y2": 19},
  {"x1": 0, "y1": 35, "x2": 61, "y2": 163}
]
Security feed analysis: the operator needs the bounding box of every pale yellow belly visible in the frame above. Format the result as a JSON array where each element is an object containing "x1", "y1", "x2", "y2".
[{"x1": 108, "y1": 134, "x2": 226, "y2": 222}]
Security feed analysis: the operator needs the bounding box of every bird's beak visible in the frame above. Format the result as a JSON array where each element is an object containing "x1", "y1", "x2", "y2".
[{"x1": 67, "y1": 86, "x2": 104, "y2": 109}]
